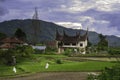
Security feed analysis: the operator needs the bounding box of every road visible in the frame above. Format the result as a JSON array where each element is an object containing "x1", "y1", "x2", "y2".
[{"x1": 0, "y1": 72, "x2": 88, "y2": 80}]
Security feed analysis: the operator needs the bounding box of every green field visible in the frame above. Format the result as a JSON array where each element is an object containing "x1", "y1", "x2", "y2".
[{"x1": 0, "y1": 54, "x2": 118, "y2": 77}]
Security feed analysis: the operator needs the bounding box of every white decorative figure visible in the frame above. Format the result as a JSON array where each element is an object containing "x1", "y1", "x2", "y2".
[
  {"x1": 45, "y1": 63, "x2": 49, "y2": 69},
  {"x1": 13, "y1": 67, "x2": 16, "y2": 73},
  {"x1": 74, "y1": 49, "x2": 77, "y2": 53}
]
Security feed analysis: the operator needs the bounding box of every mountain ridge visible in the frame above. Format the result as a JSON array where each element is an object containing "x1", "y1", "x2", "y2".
[{"x1": 0, "y1": 19, "x2": 120, "y2": 47}]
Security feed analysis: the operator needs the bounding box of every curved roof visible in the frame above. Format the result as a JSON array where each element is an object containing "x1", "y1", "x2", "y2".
[{"x1": 56, "y1": 30, "x2": 88, "y2": 44}]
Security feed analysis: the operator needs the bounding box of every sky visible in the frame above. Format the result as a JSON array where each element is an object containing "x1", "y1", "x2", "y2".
[{"x1": 0, "y1": 0, "x2": 120, "y2": 37}]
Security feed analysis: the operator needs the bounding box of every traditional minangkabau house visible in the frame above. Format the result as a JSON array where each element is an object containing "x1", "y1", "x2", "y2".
[
  {"x1": 56, "y1": 29, "x2": 88, "y2": 54},
  {"x1": 0, "y1": 37, "x2": 23, "y2": 50}
]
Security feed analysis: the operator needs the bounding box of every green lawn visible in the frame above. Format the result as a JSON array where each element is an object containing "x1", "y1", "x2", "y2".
[
  {"x1": 0, "y1": 54, "x2": 117, "y2": 77},
  {"x1": 18, "y1": 61, "x2": 115, "y2": 72}
]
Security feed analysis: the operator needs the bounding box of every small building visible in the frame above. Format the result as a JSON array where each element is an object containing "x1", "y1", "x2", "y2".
[
  {"x1": 32, "y1": 45, "x2": 46, "y2": 50},
  {"x1": 55, "y1": 30, "x2": 88, "y2": 54},
  {"x1": 0, "y1": 37, "x2": 24, "y2": 49}
]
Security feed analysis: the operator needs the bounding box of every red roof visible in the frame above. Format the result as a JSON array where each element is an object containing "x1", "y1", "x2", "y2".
[
  {"x1": 0, "y1": 37, "x2": 23, "y2": 44},
  {"x1": 0, "y1": 43, "x2": 15, "y2": 49}
]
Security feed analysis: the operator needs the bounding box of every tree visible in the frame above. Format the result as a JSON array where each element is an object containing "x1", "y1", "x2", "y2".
[
  {"x1": 0, "y1": 32, "x2": 7, "y2": 40},
  {"x1": 97, "y1": 34, "x2": 108, "y2": 51},
  {"x1": 87, "y1": 40, "x2": 92, "y2": 47},
  {"x1": 16, "y1": 45, "x2": 34, "y2": 57},
  {"x1": 0, "y1": 45, "x2": 34, "y2": 66},
  {"x1": 14, "y1": 28, "x2": 26, "y2": 41}
]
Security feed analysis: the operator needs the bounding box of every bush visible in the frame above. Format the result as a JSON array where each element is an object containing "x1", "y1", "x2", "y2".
[
  {"x1": 0, "y1": 49, "x2": 16, "y2": 65},
  {"x1": 44, "y1": 47, "x2": 57, "y2": 54},
  {"x1": 34, "y1": 49, "x2": 44, "y2": 54},
  {"x1": 56, "y1": 59, "x2": 62, "y2": 64},
  {"x1": 87, "y1": 64, "x2": 120, "y2": 80},
  {"x1": 63, "y1": 48, "x2": 72, "y2": 56},
  {"x1": 15, "y1": 45, "x2": 34, "y2": 57},
  {"x1": 108, "y1": 48, "x2": 120, "y2": 55},
  {"x1": 0, "y1": 45, "x2": 34, "y2": 65}
]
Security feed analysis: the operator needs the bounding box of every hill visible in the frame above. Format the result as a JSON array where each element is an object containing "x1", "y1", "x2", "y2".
[{"x1": 0, "y1": 19, "x2": 120, "y2": 47}]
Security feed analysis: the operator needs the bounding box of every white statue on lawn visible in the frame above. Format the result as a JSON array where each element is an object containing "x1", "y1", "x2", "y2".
[{"x1": 45, "y1": 63, "x2": 49, "y2": 69}]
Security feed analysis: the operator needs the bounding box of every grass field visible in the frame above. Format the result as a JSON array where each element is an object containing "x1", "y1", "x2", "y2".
[{"x1": 0, "y1": 54, "x2": 118, "y2": 77}]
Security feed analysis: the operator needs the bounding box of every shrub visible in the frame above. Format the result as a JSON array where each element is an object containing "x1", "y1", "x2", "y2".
[
  {"x1": 0, "y1": 49, "x2": 16, "y2": 65},
  {"x1": 46, "y1": 47, "x2": 57, "y2": 52},
  {"x1": 15, "y1": 45, "x2": 34, "y2": 57},
  {"x1": 56, "y1": 59, "x2": 62, "y2": 64},
  {"x1": 87, "y1": 64, "x2": 120, "y2": 80},
  {"x1": 0, "y1": 45, "x2": 34, "y2": 65},
  {"x1": 63, "y1": 48, "x2": 72, "y2": 56},
  {"x1": 108, "y1": 48, "x2": 120, "y2": 55}
]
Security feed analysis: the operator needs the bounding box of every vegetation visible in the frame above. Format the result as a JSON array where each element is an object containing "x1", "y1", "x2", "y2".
[
  {"x1": 0, "y1": 45, "x2": 34, "y2": 65},
  {"x1": 41, "y1": 47, "x2": 57, "y2": 54},
  {"x1": 0, "y1": 42, "x2": 119, "y2": 77},
  {"x1": 0, "y1": 32, "x2": 7, "y2": 40},
  {"x1": 14, "y1": 28, "x2": 26, "y2": 41},
  {"x1": 97, "y1": 34, "x2": 108, "y2": 51},
  {"x1": 56, "y1": 59, "x2": 62, "y2": 64},
  {"x1": 87, "y1": 48, "x2": 120, "y2": 80},
  {"x1": 108, "y1": 47, "x2": 120, "y2": 55},
  {"x1": 15, "y1": 45, "x2": 34, "y2": 57},
  {"x1": 87, "y1": 64, "x2": 120, "y2": 80},
  {"x1": 0, "y1": 53, "x2": 117, "y2": 77},
  {"x1": 63, "y1": 48, "x2": 72, "y2": 56}
]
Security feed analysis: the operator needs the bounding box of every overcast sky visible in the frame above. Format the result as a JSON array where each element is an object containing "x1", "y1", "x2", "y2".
[{"x1": 0, "y1": 0, "x2": 120, "y2": 37}]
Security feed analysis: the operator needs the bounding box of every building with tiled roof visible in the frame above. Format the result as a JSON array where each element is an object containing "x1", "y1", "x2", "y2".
[{"x1": 0, "y1": 37, "x2": 24, "y2": 49}]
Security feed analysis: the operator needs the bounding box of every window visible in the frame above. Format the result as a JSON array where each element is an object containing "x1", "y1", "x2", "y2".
[
  {"x1": 72, "y1": 43, "x2": 76, "y2": 45},
  {"x1": 80, "y1": 43, "x2": 83, "y2": 47},
  {"x1": 64, "y1": 43, "x2": 70, "y2": 45}
]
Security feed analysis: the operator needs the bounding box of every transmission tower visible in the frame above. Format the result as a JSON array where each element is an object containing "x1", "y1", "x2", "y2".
[{"x1": 31, "y1": 7, "x2": 40, "y2": 45}]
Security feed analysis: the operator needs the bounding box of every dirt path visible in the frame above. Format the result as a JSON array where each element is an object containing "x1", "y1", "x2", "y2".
[{"x1": 0, "y1": 72, "x2": 88, "y2": 80}]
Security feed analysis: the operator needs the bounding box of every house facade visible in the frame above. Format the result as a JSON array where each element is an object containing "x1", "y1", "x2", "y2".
[{"x1": 56, "y1": 30, "x2": 88, "y2": 54}]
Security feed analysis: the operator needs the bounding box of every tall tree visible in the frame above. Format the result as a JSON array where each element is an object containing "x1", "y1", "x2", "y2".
[
  {"x1": 97, "y1": 34, "x2": 108, "y2": 51},
  {"x1": 14, "y1": 28, "x2": 26, "y2": 41},
  {"x1": 0, "y1": 32, "x2": 7, "y2": 40}
]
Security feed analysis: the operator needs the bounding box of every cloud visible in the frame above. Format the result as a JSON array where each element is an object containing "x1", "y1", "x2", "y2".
[
  {"x1": 0, "y1": 7, "x2": 5, "y2": 16},
  {"x1": 56, "y1": 0, "x2": 120, "y2": 13},
  {"x1": 100, "y1": 13, "x2": 120, "y2": 30},
  {"x1": 0, "y1": 0, "x2": 120, "y2": 37},
  {"x1": 78, "y1": 9, "x2": 120, "y2": 37},
  {"x1": 95, "y1": 25, "x2": 120, "y2": 36},
  {"x1": 55, "y1": 22, "x2": 83, "y2": 29},
  {"x1": 0, "y1": 0, "x2": 8, "y2": 16},
  {"x1": 77, "y1": 16, "x2": 109, "y2": 27},
  {"x1": 1, "y1": 9, "x2": 33, "y2": 21}
]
